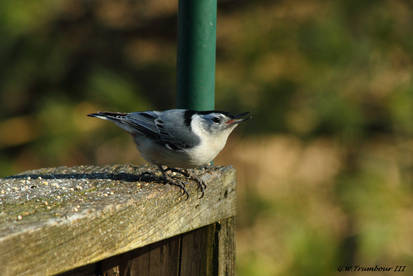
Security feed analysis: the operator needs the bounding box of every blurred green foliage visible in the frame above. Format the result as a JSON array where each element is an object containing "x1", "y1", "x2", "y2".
[{"x1": 1, "y1": 0, "x2": 413, "y2": 275}]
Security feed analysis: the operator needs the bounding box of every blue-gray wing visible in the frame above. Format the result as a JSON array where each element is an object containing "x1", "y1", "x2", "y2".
[
  {"x1": 127, "y1": 110, "x2": 200, "y2": 151},
  {"x1": 125, "y1": 111, "x2": 162, "y2": 139}
]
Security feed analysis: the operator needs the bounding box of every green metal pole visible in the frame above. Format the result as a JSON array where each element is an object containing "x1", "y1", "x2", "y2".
[{"x1": 177, "y1": 0, "x2": 216, "y2": 111}]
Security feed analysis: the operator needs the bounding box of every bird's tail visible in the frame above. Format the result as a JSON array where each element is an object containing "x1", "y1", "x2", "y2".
[
  {"x1": 87, "y1": 111, "x2": 127, "y2": 121},
  {"x1": 88, "y1": 111, "x2": 137, "y2": 134}
]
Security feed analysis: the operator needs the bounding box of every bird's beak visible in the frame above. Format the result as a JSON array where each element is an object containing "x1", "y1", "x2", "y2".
[{"x1": 226, "y1": 112, "x2": 251, "y2": 125}]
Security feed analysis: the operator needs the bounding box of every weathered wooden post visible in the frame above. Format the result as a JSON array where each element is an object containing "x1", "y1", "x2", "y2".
[{"x1": 0, "y1": 164, "x2": 235, "y2": 275}]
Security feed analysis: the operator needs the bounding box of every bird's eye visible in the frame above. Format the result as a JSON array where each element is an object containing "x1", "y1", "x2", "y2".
[{"x1": 212, "y1": 117, "x2": 221, "y2": 123}]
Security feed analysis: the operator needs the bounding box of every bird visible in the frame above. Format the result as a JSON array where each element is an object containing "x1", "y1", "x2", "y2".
[{"x1": 88, "y1": 109, "x2": 250, "y2": 198}]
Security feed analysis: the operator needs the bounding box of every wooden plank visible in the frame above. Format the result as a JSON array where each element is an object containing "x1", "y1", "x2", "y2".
[
  {"x1": 217, "y1": 217, "x2": 235, "y2": 276},
  {"x1": 180, "y1": 224, "x2": 217, "y2": 276},
  {"x1": 60, "y1": 219, "x2": 235, "y2": 276},
  {"x1": 0, "y1": 164, "x2": 236, "y2": 276},
  {"x1": 124, "y1": 235, "x2": 181, "y2": 276},
  {"x1": 88, "y1": 234, "x2": 182, "y2": 276}
]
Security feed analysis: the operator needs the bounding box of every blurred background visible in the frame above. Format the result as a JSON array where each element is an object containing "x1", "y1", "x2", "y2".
[{"x1": 1, "y1": 0, "x2": 413, "y2": 275}]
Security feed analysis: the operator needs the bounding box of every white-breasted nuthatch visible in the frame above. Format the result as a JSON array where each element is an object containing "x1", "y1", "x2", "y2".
[{"x1": 88, "y1": 109, "x2": 250, "y2": 198}]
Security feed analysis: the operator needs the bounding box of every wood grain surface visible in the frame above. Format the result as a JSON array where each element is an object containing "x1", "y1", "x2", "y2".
[{"x1": 0, "y1": 164, "x2": 236, "y2": 276}]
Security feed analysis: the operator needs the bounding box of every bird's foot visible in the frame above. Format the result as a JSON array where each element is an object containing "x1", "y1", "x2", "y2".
[
  {"x1": 162, "y1": 176, "x2": 189, "y2": 199},
  {"x1": 157, "y1": 165, "x2": 189, "y2": 199},
  {"x1": 164, "y1": 167, "x2": 206, "y2": 199}
]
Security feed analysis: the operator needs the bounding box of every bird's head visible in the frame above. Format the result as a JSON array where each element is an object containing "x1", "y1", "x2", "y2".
[{"x1": 192, "y1": 110, "x2": 250, "y2": 137}]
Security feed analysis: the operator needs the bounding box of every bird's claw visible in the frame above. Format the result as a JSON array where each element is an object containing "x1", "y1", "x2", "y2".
[
  {"x1": 160, "y1": 175, "x2": 189, "y2": 200},
  {"x1": 162, "y1": 167, "x2": 207, "y2": 199},
  {"x1": 196, "y1": 179, "x2": 206, "y2": 199}
]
